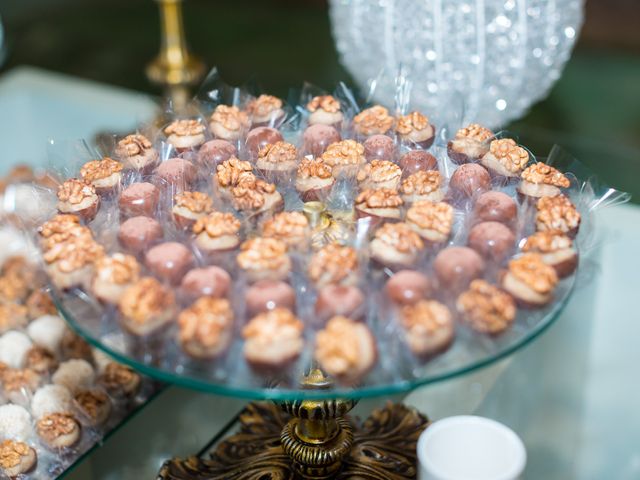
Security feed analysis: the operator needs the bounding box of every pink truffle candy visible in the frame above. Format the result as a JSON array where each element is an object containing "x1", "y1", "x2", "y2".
[
  {"x1": 119, "y1": 182, "x2": 159, "y2": 218},
  {"x1": 245, "y1": 280, "x2": 296, "y2": 317},
  {"x1": 363, "y1": 135, "x2": 395, "y2": 161},
  {"x1": 197, "y1": 140, "x2": 237, "y2": 169},
  {"x1": 467, "y1": 221, "x2": 515, "y2": 262},
  {"x1": 245, "y1": 127, "x2": 283, "y2": 159},
  {"x1": 145, "y1": 242, "x2": 194, "y2": 285},
  {"x1": 180, "y1": 266, "x2": 231, "y2": 300},
  {"x1": 118, "y1": 216, "x2": 163, "y2": 254},
  {"x1": 433, "y1": 246, "x2": 485, "y2": 292},
  {"x1": 473, "y1": 191, "x2": 518, "y2": 227},
  {"x1": 315, "y1": 285, "x2": 365, "y2": 323},
  {"x1": 303, "y1": 124, "x2": 341, "y2": 156},
  {"x1": 154, "y1": 158, "x2": 196, "y2": 191},
  {"x1": 385, "y1": 270, "x2": 432, "y2": 305},
  {"x1": 448, "y1": 163, "x2": 491, "y2": 199}
]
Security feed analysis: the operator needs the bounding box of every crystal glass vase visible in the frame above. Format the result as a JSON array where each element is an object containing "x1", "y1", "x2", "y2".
[{"x1": 329, "y1": 0, "x2": 584, "y2": 129}]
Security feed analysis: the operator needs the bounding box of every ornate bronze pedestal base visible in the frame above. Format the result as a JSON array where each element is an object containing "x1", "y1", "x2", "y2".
[{"x1": 158, "y1": 401, "x2": 429, "y2": 480}]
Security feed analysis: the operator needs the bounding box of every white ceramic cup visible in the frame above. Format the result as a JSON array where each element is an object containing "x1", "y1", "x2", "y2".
[{"x1": 417, "y1": 415, "x2": 526, "y2": 480}]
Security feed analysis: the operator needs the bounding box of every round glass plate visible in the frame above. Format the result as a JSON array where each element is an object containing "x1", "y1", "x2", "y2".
[{"x1": 53, "y1": 273, "x2": 575, "y2": 401}]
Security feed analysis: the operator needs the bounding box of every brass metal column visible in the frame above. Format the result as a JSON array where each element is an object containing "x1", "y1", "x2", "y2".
[{"x1": 146, "y1": 0, "x2": 205, "y2": 112}]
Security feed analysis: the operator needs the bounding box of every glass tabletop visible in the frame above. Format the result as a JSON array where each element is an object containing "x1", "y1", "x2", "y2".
[{"x1": 54, "y1": 274, "x2": 576, "y2": 401}]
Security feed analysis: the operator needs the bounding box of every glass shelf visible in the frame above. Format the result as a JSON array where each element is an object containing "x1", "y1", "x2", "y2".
[{"x1": 54, "y1": 274, "x2": 575, "y2": 401}]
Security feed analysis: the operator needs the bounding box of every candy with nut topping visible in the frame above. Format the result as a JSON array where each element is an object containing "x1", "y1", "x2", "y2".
[
  {"x1": 209, "y1": 105, "x2": 250, "y2": 141},
  {"x1": 56, "y1": 178, "x2": 100, "y2": 221},
  {"x1": 0, "y1": 439, "x2": 37, "y2": 477},
  {"x1": 0, "y1": 302, "x2": 28, "y2": 334},
  {"x1": 231, "y1": 177, "x2": 283, "y2": 217},
  {"x1": 308, "y1": 243, "x2": 359, "y2": 288},
  {"x1": 480, "y1": 138, "x2": 529, "y2": 178},
  {"x1": 295, "y1": 157, "x2": 335, "y2": 202},
  {"x1": 447, "y1": 123, "x2": 494, "y2": 165},
  {"x1": 262, "y1": 211, "x2": 310, "y2": 249},
  {"x1": 401, "y1": 170, "x2": 445, "y2": 204},
  {"x1": 306, "y1": 95, "x2": 343, "y2": 127},
  {"x1": 164, "y1": 118, "x2": 206, "y2": 150},
  {"x1": 172, "y1": 191, "x2": 213, "y2": 229},
  {"x1": 535, "y1": 194, "x2": 581, "y2": 237},
  {"x1": 115, "y1": 134, "x2": 158, "y2": 172},
  {"x1": 118, "y1": 277, "x2": 177, "y2": 336},
  {"x1": 193, "y1": 211, "x2": 242, "y2": 254},
  {"x1": 214, "y1": 157, "x2": 254, "y2": 197},
  {"x1": 370, "y1": 222, "x2": 424, "y2": 269},
  {"x1": 395, "y1": 111, "x2": 435, "y2": 149},
  {"x1": 321, "y1": 139, "x2": 366, "y2": 177},
  {"x1": 457, "y1": 280, "x2": 516, "y2": 335},
  {"x1": 91, "y1": 253, "x2": 140, "y2": 305},
  {"x1": 518, "y1": 162, "x2": 570, "y2": 200},
  {"x1": 400, "y1": 300, "x2": 454, "y2": 358},
  {"x1": 315, "y1": 316, "x2": 376, "y2": 382},
  {"x1": 242, "y1": 308, "x2": 304, "y2": 371},
  {"x1": 98, "y1": 362, "x2": 141, "y2": 399},
  {"x1": 353, "y1": 105, "x2": 394, "y2": 137},
  {"x1": 36, "y1": 412, "x2": 81, "y2": 449},
  {"x1": 80, "y1": 157, "x2": 123, "y2": 195},
  {"x1": 355, "y1": 188, "x2": 403, "y2": 224},
  {"x1": 501, "y1": 253, "x2": 558, "y2": 307},
  {"x1": 178, "y1": 297, "x2": 234, "y2": 359},
  {"x1": 237, "y1": 237, "x2": 291, "y2": 283},
  {"x1": 245, "y1": 127, "x2": 284, "y2": 159},
  {"x1": 246, "y1": 94, "x2": 285, "y2": 127},
  {"x1": 255, "y1": 141, "x2": 298, "y2": 179},
  {"x1": 406, "y1": 200, "x2": 453, "y2": 244},
  {"x1": 522, "y1": 230, "x2": 578, "y2": 278},
  {"x1": 73, "y1": 389, "x2": 112, "y2": 427},
  {"x1": 357, "y1": 160, "x2": 402, "y2": 191},
  {"x1": 43, "y1": 234, "x2": 104, "y2": 290}
]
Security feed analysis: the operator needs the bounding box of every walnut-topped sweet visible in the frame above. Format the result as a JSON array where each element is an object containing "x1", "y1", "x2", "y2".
[
  {"x1": 400, "y1": 299, "x2": 454, "y2": 357},
  {"x1": 321, "y1": 140, "x2": 366, "y2": 176},
  {"x1": 38, "y1": 214, "x2": 81, "y2": 238},
  {"x1": 231, "y1": 178, "x2": 279, "y2": 212},
  {"x1": 481, "y1": 138, "x2": 529, "y2": 176},
  {"x1": 353, "y1": 105, "x2": 395, "y2": 136},
  {"x1": 535, "y1": 194, "x2": 581, "y2": 236},
  {"x1": 0, "y1": 301, "x2": 27, "y2": 333},
  {"x1": 308, "y1": 243, "x2": 358, "y2": 287},
  {"x1": 215, "y1": 157, "x2": 254, "y2": 189},
  {"x1": 307, "y1": 95, "x2": 341, "y2": 113},
  {"x1": 297, "y1": 157, "x2": 333, "y2": 179},
  {"x1": 242, "y1": 307, "x2": 304, "y2": 369},
  {"x1": 210, "y1": 105, "x2": 250, "y2": 135},
  {"x1": 406, "y1": 200, "x2": 453, "y2": 242},
  {"x1": 457, "y1": 280, "x2": 516, "y2": 334},
  {"x1": 80, "y1": 157, "x2": 123, "y2": 182},
  {"x1": 523, "y1": 231, "x2": 573, "y2": 253},
  {"x1": 355, "y1": 188, "x2": 403, "y2": 209},
  {"x1": 36, "y1": 412, "x2": 79, "y2": 447},
  {"x1": 39, "y1": 224, "x2": 94, "y2": 253},
  {"x1": 0, "y1": 276, "x2": 29, "y2": 303},
  {"x1": 521, "y1": 163, "x2": 570, "y2": 187},
  {"x1": 43, "y1": 236, "x2": 104, "y2": 273},
  {"x1": 257, "y1": 141, "x2": 298, "y2": 165},
  {"x1": 237, "y1": 237, "x2": 290, "y2": 282},
  {"x1": 74, "y1": 389, "x2": 111, "y2": 425},
  {"x1": 164, "y1": 118, "x2": 206, "y2": 138},
  {"x1": 57, "y1": 179, "x2": 97, "y2": 206},
  {"x1": 0, "y1": 439, "x2": 36, "y2": 476},
  {"x1": 1, "y1": 368, "x2": 40, "y2": 394},
  {"x1": 501, "y1": 251, "x2": 557, "y2": 303},
  {"x1": 400, "y1": 170, "x2": 444, "y2": 203},
  {"x1": 357, "y1": 160, "x2": 402, "y2": 190},
  {"x1": 456, "y1": 124, "x2": 493, "y2": 142},
  {"x1": 395, "y1": 112, "x2": 434, "y2": 145},
  {"x1": 247, "y1": 94, "x2": 283, "y2": 119},
  {"x1": 374, "y1": 222, "x2": 424, "y2": 253},
  {"x1": 262, "y1": 211, "x2": 309, "y2": 248},
  {"x1": 99, "y1": 363, "x2": 140, "y2": 397},
  {"x1": 94, "y1": 253, "x2": 140, "y2": 285},
  {"x1": 116, "y1": 134, "x2": 153, "y2": 157},
  {"x1": 178, "y1": 297, "x2": 234, "y2": 358},
  {"x1": 193, "y1": 211, "x2": 241, "y2": 238},
  {"x1": 174, "y1": 191, "x2": 213, "y2": 214},
  {"x1": 119, "y1": 277, "x2": 175, "y2": 327},
  {"x1": 314, "y1": 316, "x2": 376, "y2": 380}
]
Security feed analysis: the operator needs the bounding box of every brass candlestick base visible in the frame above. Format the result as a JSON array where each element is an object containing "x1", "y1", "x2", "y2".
[{"x1": 158, "y1": 371, "x2": 430, "y2": 480}]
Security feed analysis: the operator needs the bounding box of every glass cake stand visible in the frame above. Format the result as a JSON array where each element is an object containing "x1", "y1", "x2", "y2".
[{"x1": 52, "y1": 273, "x2": 576, "y2": 479}]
